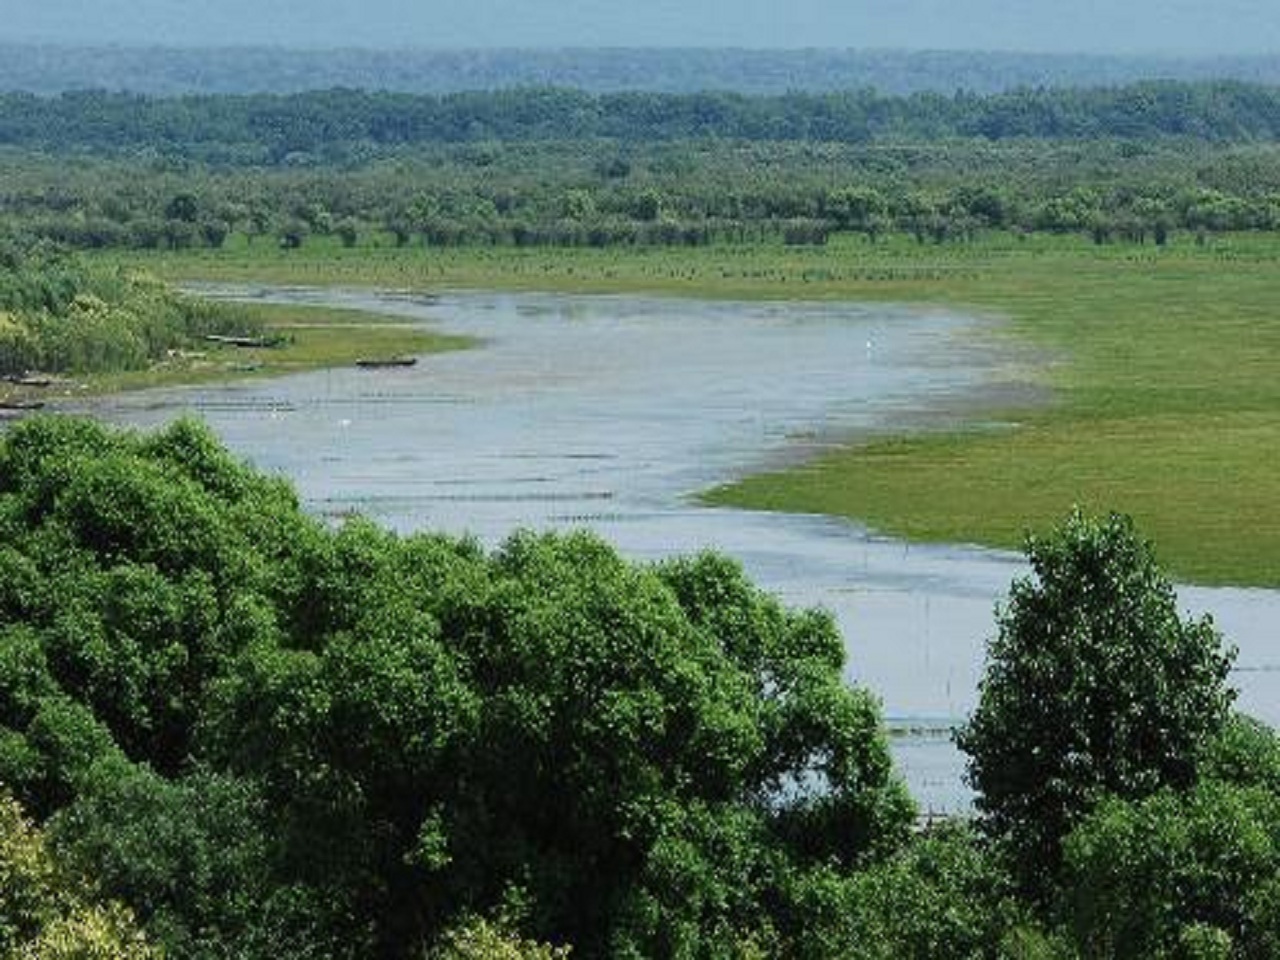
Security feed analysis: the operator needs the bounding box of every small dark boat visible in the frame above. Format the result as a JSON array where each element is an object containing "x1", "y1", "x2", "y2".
[
  {"x1": 0, "y1": 399, "x2": 45, "y2": 411},
  {"x1": 356, "y1": 357, "x2": 418, "y2": 369},
  {"x1": 3, "y1": 375, "x2": 53, "y2": 387},
  {"x1": 204, "y1": 334, "x2": 270, "y2": 348}
]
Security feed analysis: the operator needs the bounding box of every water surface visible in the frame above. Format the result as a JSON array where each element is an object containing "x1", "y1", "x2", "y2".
[{"x1": 86, "y1": 288, "x2": 1280, "y2": 812}]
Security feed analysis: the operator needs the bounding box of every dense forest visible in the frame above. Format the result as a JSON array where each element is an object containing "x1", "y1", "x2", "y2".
[
  {"x1": 6, "y1": 82, "x2": 1280, "y2": 156},
  {"x1": 5, "y1": 45, "x2": 1280, "y2": 97},
  {"x1": 0, "y1": 419, "x2": 1275, "y2": 957},
  {"x1": 1, "y1": 81, "x2": 1279, "y2": 254}
]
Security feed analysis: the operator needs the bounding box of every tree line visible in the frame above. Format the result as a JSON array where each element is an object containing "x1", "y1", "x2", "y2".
[
  {"x1": 4, "y1": 81, "x2": 1280, "y2": 254},
  {"x1": 0, "y1": 417, "x2": 1276, "y2": 957},
  {"x1": 4, "y1": 82, "x2": 1280, "y2": 161},
  {"x1": 4, "y1": 136, "x2": 1280, "y2": 254}
]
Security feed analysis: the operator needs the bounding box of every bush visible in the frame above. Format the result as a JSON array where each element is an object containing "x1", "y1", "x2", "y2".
[
  {"x1": 1061, "y1": 781, "x2": 1280, "y2": 958},
  {"x1": 0, "y1": 790, "x2": 159, "y2": 959}
]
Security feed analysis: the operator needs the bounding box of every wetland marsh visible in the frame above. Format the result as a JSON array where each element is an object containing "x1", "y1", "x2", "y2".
[{"x1": 82, "y1": 286, "x2": 1280, "y2": 811}]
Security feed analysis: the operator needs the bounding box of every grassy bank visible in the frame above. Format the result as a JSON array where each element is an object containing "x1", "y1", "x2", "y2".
[
  {"x1": 103, "y1": 233, "x2": 1280, "y2": 586},
  {"x1": 6, "y1": 299, "x2": 473, "y2": 401}
]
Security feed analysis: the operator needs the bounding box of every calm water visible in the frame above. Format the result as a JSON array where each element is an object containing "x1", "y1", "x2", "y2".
[{"x1": 83, "y1": 287, "x2": 1280, "y2": 812}]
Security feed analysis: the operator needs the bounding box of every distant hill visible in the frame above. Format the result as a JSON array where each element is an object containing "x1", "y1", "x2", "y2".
[{"x1": 4, "y1": 45, "x2": 1280, "y2": 96}]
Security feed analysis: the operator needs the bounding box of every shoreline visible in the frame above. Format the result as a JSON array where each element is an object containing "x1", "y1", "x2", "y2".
[
  {"x1": 1, "y1": 297, "x2": 475, "y2": 408},
  {"x1": 85, "y1": 237, "x2": 1280, "y2": 588}
]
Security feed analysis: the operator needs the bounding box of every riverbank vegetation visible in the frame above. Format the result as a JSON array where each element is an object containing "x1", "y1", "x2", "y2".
[
  {"x1": 0, "y1": 418, "x2": 1274, "y2": 957},
  {"x1": 82, "y1": 300, "x2": 472, "y2": 396},
  {"x1": 0, "y1": 239, "x2": 469, "y2": 400},
  {"x1": 0, "y1": 239, "x2": 264, "y2": 378}
]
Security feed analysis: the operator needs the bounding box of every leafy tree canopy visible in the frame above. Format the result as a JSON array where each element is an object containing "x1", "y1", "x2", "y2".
[
  {"x1": 957, "y1": 509, "x2": 1237, "y2": 895},
  {"x1": 0, "y1": 415, "x2": 913, "y2": 958}
]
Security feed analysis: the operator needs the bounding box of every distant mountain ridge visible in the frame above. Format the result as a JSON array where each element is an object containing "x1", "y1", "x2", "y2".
[{"x1": 5, "y1": 45, "x2": 1280, "y2": 96}]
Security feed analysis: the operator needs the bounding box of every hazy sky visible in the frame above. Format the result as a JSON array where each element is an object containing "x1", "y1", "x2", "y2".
[{"x1": 5, "y1": 0, "x2": 1280, "y2": 54}]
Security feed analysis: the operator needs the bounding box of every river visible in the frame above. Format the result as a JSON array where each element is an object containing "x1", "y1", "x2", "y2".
[{"x1": 83, "y1": 287, "x2": 1280, "y2": 813}]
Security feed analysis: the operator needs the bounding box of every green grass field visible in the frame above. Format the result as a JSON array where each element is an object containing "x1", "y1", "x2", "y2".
[{"x1": 105, "y1": 232, "x2": 1280, "y2": 586}]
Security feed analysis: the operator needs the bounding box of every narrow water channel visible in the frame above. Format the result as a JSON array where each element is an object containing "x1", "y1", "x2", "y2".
[{"x1": 84, "y1": 287, "x2": 1280, "y2": 813}]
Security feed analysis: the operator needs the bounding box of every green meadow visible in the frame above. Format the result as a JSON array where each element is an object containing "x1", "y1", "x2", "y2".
[{"x1": 106, "y1": 232, "x2": 1280, "y2": 586}]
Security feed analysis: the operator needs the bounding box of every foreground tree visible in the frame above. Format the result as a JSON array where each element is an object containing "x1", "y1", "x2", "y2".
[
  {"x1": 0, "y1": 416, "x2": 914, "y2": 958},
  {"x1": 956, "y1": 510, "x2": 1236, "y2": 894}
]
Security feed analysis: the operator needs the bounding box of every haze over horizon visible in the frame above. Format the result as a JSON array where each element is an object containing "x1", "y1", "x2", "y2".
[{"x1": 5, "y1": 0, "x2": 1279, "y2": 56}]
